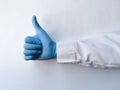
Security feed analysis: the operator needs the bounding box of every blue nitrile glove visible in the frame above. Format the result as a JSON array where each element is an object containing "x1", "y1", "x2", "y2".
[{"x1": 24, "y1": 16, "x2": 56, "y2": 60}]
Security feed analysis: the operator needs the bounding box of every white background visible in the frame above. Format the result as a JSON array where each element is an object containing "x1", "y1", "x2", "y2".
[{"x1": 0, "y1": 0, "x2": 120, "y2": 90}]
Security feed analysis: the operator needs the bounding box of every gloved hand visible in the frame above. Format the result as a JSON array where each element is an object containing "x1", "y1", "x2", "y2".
[{"x1": 24, "y1": 16, "x2": 56, "y2": 60}]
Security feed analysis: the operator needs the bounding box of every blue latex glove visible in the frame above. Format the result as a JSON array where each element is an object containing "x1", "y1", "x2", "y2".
[{"x1": 24, "y1": 16, "x2": 56, "y2": 60}]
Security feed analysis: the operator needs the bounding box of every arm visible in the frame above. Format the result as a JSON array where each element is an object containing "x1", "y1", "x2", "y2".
[
  {"x1": 57, "y1": 31, "x2": 120, "y2": 68},
  {"x1": 24, "y1": 16, "x2": 120, "y2": 68}
]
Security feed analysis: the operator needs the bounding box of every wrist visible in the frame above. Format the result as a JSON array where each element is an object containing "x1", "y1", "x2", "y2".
[{"x1": 52, "y1": 42, "x2": 57, "y2": 59}]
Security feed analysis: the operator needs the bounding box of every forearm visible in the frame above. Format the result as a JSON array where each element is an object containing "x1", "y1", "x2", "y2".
[{"x1": 56, "y1": 31, "x2": 120, "y2": 68}]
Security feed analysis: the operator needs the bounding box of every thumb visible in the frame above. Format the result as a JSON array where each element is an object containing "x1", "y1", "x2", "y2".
[
  {"x1": 32, "y1": 15, "x2": 44, "y2": 33},
  {"x1": 32, "y1": 15, "x2": 51, "y2": 41}
]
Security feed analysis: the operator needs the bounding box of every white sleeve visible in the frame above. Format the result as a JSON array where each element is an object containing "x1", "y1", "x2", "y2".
[{"x1": 57, "y1": 31, "x2": 120, "y2": 68}]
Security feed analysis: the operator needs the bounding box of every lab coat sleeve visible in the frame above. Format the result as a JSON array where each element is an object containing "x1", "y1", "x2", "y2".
[{"x1": 57, "y1": 31, "x2": 120, "y2": 68}]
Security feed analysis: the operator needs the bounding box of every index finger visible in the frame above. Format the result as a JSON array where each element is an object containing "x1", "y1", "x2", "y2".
[{"x1": 25, "y1": 36, "x2": 42, "y2": 45}]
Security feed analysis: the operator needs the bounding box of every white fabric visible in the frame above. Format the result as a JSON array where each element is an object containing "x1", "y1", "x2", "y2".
[{"x1": 57, "y1": 31, "x2": 120, "y2": 68}]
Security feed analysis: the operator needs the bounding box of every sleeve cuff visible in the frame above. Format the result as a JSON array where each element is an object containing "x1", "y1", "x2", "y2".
[{"x1": 56, "y1": 41, "x2": 80, "y2": 63}]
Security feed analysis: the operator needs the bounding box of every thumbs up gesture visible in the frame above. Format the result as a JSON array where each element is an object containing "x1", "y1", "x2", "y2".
[{"x1": 24, "y1": 16, "x2": 56, "y2": 60}]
